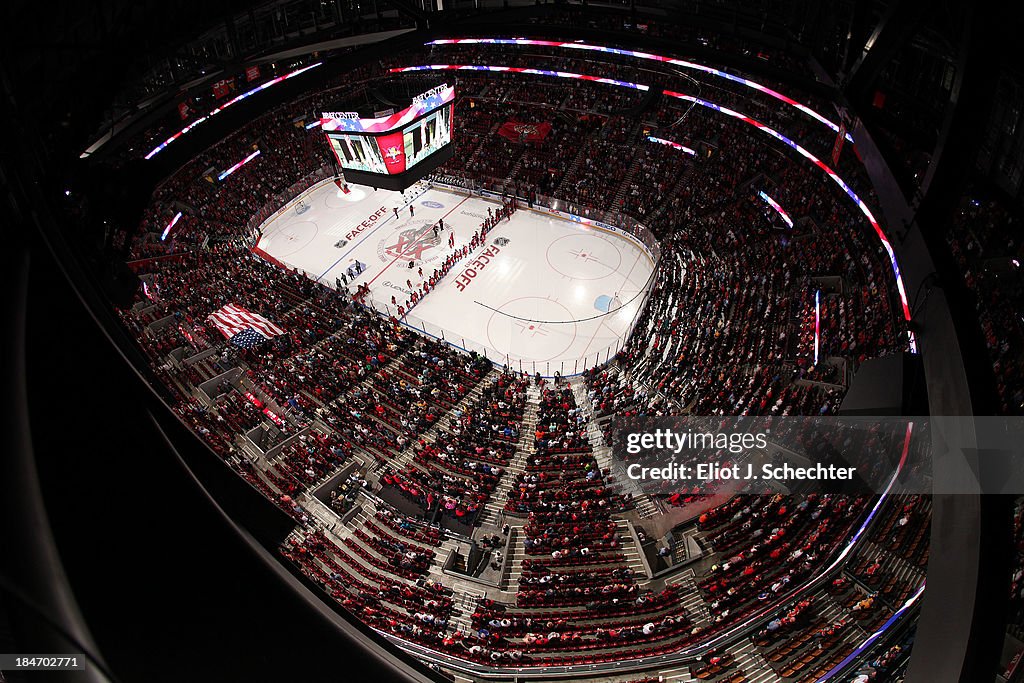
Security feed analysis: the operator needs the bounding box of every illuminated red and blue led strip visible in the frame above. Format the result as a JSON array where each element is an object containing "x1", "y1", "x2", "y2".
[
  {"x1": 815, "y1": 420, "x2": 923, "y2": 680},
  {"x1": 144, "y1": 62, "x2": 322, "y2": 160},
  {"x1": 757, "y1": 190, "x2": 794, "y2": 228},
  {"x1": 814, "y1": 289, "x2": 821, "y2": 365},
  {"x1": 388, "y1": 64, "x2": 648, "y2": 91},
  {"x1": 691, "y1": 421, "x2": 919, "y2": 663},
  {"x1": 823, "y1": 421, "x2": 914, "y2": 575},
  {"x1": 160, "y1": 211, "x2": 183, "y2": 241},
  {"x1": 647, "y1": 135, "x2": 696, "y2": 155},
  {"x1": 663, "y1": 89, "x2": 915, "y2": 350},
  {"x1": 217, "y1": 149, "x2": 261, "y2": 181},
  {"x1": 818, "y1": 583, "x2": 925, "y2": 681},
  {"x1": 428, "y1": 39, "x2": 852, "y2": 142}
]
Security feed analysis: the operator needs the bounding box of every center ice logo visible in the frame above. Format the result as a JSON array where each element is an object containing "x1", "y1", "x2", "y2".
[
  {"x1": 378, "y1": 225, "x2": 442, "y2": 262},
  {"x1": 513, "y1": 123, "x2": 539, "y2": 136}
]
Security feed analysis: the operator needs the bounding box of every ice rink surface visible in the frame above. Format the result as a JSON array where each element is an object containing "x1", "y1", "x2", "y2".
[{"x1": 256, "y1": 181, "x2": 654, "y2": 374}]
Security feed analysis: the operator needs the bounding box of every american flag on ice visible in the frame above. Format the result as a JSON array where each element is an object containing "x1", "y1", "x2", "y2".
[{"x1": 207, "y1": 303, "x2": 286, "y2": 345}]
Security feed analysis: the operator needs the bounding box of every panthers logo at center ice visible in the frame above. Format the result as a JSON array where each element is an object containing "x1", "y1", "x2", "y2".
[{"x1": 378, "y1": 224, "x2": 442, "y2": 262}]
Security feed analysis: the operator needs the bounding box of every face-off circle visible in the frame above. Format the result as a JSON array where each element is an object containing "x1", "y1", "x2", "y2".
[
  {"x1": 485, "y1": 296, "x2": 579, "y2": 364},
  {"x1": 262, "y1": 220, "x2": 319, "y2": 257},
  {"x1": 546, "y1": 233, "x2": 623, "y2": 280}
]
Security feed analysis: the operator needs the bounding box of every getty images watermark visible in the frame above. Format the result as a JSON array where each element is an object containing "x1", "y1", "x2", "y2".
[
  {"x1": 622, "y1": 426, "x2": 857, "y2": 487},
  {"x1": 610, "y1": 416, "x2": 1024, "y2": 496}
]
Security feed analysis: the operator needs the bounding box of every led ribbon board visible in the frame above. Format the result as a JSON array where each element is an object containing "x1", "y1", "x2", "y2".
[
  {"x1": 161, "y1": 211, "x2": 183, "y2": 241},
  {"x1": 217, "y1": 149, "x2": 261, "y2": 181},
  {"x1": 144, "y1": 63, "x2": 322, "y2": 159},
  {"x1": 428, "y1": 39, "x2": 853, "y2": 142},
  {"x1": 388, "y1": 65, "x2": 648, "y2": 91},
  {"x1": 647, "y1": 136, "x2": 696, "y2": 155},
  {"x1": 814, "y1": 289, "x2": 821, "y2": 365},
  {"x1": 758, "y1": 190, "x2": 794, "y2": 228}
]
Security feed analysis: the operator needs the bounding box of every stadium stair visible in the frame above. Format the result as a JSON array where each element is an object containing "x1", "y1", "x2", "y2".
[
  {"x1": 477, "y1": 385, "x2": 539, "y2": 528},
  {"x1": 611, "y1": 122, "x2": 648, "y2": 208},
  {"x1": 552, "y1": 125, "x2": 605, "y2": 197},
  {"x1": 665, "y1": 568, "x2": 713, "y2": 627},
  {"x1": 615, "y1": 519, "x2": 651, "y2": 582},
  {"x1": 464, "y1": 120, "x2": 504, "y2": 171},
  {"x1": 727, "y1": 639, "x2": 780, "y2": 683}
]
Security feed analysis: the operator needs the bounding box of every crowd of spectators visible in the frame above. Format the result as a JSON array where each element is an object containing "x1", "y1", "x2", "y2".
[
  {"x1": 392, "y1": 368, "x2": 528, "y2": 522},
  {"x1": 108, "y1": 36, "x2": 930, "y2": 676},
  {"x1": 946, "y1": 188, "x2": 1024, "y2": 413},
  {"x1": 697, "y1": 494, "x2": 868, "y2": 624},
  {"x1": 1012, "y1": 497, "x2": 1024, "y2": 628}
]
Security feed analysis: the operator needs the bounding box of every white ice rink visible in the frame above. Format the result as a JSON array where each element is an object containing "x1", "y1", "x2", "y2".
[{"x1": 255, "y1": 181, "x2": 655, "y2": 374}]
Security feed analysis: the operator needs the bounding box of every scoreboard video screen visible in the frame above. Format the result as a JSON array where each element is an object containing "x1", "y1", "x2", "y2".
[{"x1": 321, "y1": 84, "x2": 455, "y2": 190}]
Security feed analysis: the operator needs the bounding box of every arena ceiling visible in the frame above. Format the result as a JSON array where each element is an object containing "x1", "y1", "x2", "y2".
[{"x1": 0, "y1": 1, "x2": 935, "y2": 163}]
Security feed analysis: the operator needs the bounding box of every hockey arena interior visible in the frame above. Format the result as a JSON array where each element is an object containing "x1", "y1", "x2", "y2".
[{"x1": 3, "y1": 1, "x2": 1024, "y2": 682}]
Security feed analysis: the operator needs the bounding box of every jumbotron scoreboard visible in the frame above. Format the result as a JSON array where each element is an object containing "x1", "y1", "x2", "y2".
[{"x1": 320, "y1": 83, "x2": 455, "y2": 191}]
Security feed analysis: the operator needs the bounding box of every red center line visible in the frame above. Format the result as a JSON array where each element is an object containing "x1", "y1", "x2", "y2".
[{"x1": 366, "y1": 195, "x2": 471, "y2": 288}]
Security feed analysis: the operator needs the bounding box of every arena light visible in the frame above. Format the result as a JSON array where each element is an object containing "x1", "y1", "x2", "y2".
[
  {"x1": 161, "y1": 211, "x2": 183, "y2": 241},
  {"x1": 388, "y1": 65, "x2": 648, "y2": 91},
  {"x1": 217, "y1": 149, "x2": 261, "y2": 181},
  {"x1": 144, "y1": 62, "x2": 322, "y2": 160},
  {"x1": 757, "y1": 190, "x2": 793, "y2": 228},
  {"x1": 646, "y1": 135, "x2": 696, "y2": 155},
  {"x1": 427, "y1": 39, "x2": 853, "y2": 142},
  {"x1": 305, "y1": 120, "x2": 322, "y2": 130}
]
